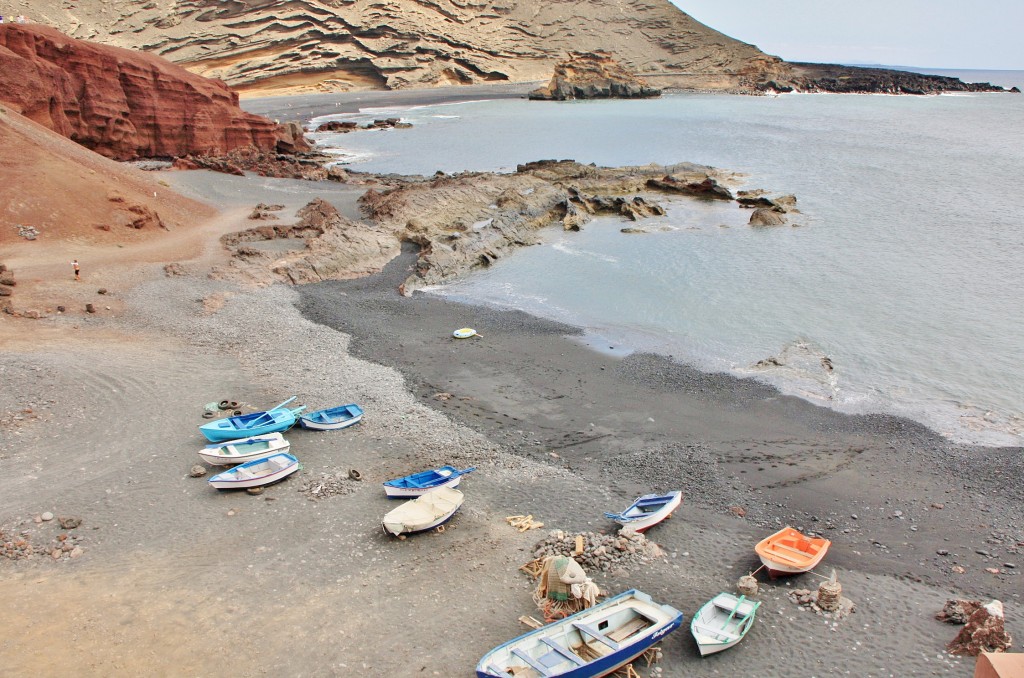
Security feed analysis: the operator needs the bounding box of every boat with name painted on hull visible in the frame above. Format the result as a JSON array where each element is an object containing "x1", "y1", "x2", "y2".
[{"x1": 476, "y1": 589, "x2": 683, "y2": 678}]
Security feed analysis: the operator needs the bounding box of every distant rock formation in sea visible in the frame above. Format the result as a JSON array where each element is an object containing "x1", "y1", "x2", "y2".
[
  {"x1": 769, "y1": 63, "x2": 1013, "y2": 95},
  {"x1": 529, "y1": 52, "x2": 661, "y2": 101},
  {"x1": 0, "y1": 24, "x2": 308, "y2": 160}
]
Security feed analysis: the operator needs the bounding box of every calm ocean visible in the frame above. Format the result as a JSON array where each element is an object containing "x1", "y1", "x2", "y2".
[{"x1": 306, "y1": 77, "x2": 1024, "y2": 447}]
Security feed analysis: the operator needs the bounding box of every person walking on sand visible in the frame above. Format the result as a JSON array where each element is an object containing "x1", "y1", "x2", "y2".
[{"x1": 71, "y1": 259, "x2": 80, "y2": 281}]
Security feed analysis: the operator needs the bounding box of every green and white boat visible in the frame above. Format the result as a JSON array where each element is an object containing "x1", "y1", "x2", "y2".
[{"x1": 690, "y1": 592, "x2": 760, "y2": 656}]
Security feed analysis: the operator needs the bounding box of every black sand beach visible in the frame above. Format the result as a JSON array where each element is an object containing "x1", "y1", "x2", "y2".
[{"x1": 299, "y1": 245, "x2": 1024, "y2": 605}]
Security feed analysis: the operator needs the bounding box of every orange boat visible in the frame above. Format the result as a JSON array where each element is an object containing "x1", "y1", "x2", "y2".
[{"x1": 755, "y1": 526, "x2": 831, "y2": 578}]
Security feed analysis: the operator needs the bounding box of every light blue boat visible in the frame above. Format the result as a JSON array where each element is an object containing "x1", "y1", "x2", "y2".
[
  {"x1": 476, "y1": 589, "x2": 684, "y2": 678},
  {"x1": 299, "y1": 403, "x2": 364, "y2": 430},
  {"x1": 199, "y1": 396, "x2": 305, "y2": 443}
]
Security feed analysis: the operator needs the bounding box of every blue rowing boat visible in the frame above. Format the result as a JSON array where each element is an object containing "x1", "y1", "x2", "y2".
[
  {"x1": 604, "y1": 491, "x2": 682, "y2": 533},
  {"x1": 476, "y1": 589, "x2": 683, "y2": 678},
  {"x1": 299, "y1": 403, "x2": 364, "y2": 430},
  {"x1": 382, "y1": 465, "x2": 476, "y2": 498},
  {"x1": 199, "y1": 396, "x2": 305, "y2": 443}
]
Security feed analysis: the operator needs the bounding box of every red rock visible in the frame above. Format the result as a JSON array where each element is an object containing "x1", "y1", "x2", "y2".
[
  {"x1": 946, "y1": 600, "x2": 1013, "y2": 656},
  {"x1": 0, "y1": 24, "x2": 308, "y2": 160}
]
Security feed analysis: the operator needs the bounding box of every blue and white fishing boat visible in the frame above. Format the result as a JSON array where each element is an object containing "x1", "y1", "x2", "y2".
[
  {"x1": 382, "y1": 465, "x2": 476, "y2": 498},
  {"x1": 690, "y1": 592, "x2": 760, "y2": 656},
  {"x1": 604, "y1": 491, "x2": 682, "y2": 533},
  {"x1": 299, "y1": 403, "x2": 364, "y2": 430},
  {"x1": 199, "y1": 396, "x2": 305, "y2": 443},
  {"x1": 382, "y1": 486, "x2": 464, "y2": 536},
  {"x1": 476, "y1": 589, "x2": 683, "y2": 678},
  {"x1": 208, "y1": 452, "x2": 300, "y2": 490},
  {"x1": 198, "y1": 432, "x2": 290, "y2": 466}
]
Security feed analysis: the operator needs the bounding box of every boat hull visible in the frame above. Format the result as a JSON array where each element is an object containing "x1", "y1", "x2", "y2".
[
  {"x1": 197, "y1": 433, "x2": 290, "y2": 466},
  {"x1": 208, "y1": 453, "x2": 299, "y2": 489},
  {"x1": 476, "y1": 589, "x2": 684, "y2": 678},
  {"x1": 199, "y1": 410, "x2": 299, "y2": 443},
  {"x1": 690, "y1": 592, "x2": 759, "y2": 657},
  {"x1": 382, "y1": 487, "x2": 465, "y2": 536},
  {"x1": 608, "y1": 491, "x2": 682, "y2": 533},
  {"x1": 383, "y1": 474, "x2": 463, "y2": 498},
  {"x1": 754, "y1": 526, "x2": 831, "y2": 578},
  {"x1": 298, "y1": 404, "x2": 364, "y2": 430}
]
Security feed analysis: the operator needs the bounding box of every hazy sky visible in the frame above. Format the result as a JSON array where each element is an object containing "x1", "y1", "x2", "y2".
[{"x1": 674, "y1": 1, "x2": 1024, "y2": 70}]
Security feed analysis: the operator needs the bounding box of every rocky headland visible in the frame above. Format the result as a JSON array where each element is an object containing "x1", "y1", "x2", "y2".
[{"x1": 529, "y1": 52, "x2": 661, "y2": 101}]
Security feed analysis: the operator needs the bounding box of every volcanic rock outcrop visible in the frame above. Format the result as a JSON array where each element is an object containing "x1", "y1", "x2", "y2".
[
  {"x1": 0, "y1": 24, "x2": 308, "y2": 160},
  {"x1": 529, "y1": 52, "x2": 661, "y2": 101}
]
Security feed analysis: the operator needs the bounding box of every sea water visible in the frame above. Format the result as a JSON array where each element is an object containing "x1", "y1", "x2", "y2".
[{"x1": 305, "y1": 81, "x2": 1024, "y2": 447}]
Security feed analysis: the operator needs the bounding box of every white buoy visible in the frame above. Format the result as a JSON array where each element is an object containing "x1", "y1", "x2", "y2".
[{"x1": 453, "y1": 328, "x2": 478, "y2": 339}]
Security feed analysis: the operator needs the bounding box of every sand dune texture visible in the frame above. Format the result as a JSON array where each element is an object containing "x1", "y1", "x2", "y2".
[{"x1": 18, "y1": 0, "x2": 791, "y2": 94}]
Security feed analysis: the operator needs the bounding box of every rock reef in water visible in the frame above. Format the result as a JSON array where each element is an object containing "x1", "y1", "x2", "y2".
[
  {"x1": 764, "y1": 63, "x2": 1013, "y2": 95},
  {"x1": 0, "y1": 24, "x2": 308, "y2": 160},
  {"x1": 529, "y1": 52, "x2": 661, "y2": 101}
]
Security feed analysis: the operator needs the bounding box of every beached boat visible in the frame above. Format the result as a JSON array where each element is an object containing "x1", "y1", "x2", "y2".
[
  {"x1": 476, "y1": 589, "x2": 684, "y2": 678},
  {"x1": 298, "y1": 403, "x2": 364, "y2": 430},
  {"x1": 197, "y1": 432, "x2": 290, "y2": 466},
  {"x1": 199, "y1": 396, "x2": 305, "y2": 443},
  {"x1": 382, "y1": 465, "x2": 476, "y2": 498},
  {"x1": 208, "y1": 452, "x2": 300, "y2": 490},
  {"x1": 690, "y1": 592, "x2": 760, "y2": 656},
  {"x1": 382, "y1": 486, "x2": 464, "y2": 536},
  {"x1": 604, "y1": 491, "x2": 682, "y2": 533},
  {"x1": 755, "y1": 526, "x2": 832, "y2": 577}
]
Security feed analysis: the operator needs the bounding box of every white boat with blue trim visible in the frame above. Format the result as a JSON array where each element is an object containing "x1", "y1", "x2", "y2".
[
  {"x1": 690, "y1": 592, "x2": 760, "y2": 656},
  {"x1": 298, "y1": 403, "x2": 364, "y2": 430},
  {"x1": 604, "y1": 491, "x2": 682, "y2": 533},
  {"x1": 382, "y1": 465, "x2": 476, "y2": 498},
  {"x1": 476, "y1": 589, "x2": 683, "y2": 678},
  {"x1": 208, "y1": 452, "x2": 299, "y2": 490},
  {"x1": 197, "y1": 432, "x2": 290, "y2": 466}
]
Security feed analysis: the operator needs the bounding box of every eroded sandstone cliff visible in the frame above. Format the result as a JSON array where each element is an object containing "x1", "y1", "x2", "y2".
[
  {"x1": 0, "y1": 24, "x2": 308, "y2": 160},
  {"x1": 529, "y1": 51, "x2": 661, "y2": 100},
  {"x1": 19, "y1": 0, "x2": 792, "y2": 93}
]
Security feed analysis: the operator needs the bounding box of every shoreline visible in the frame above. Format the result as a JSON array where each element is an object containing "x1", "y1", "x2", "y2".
[{"x1": 1, "y1": 118, "x2": 1022, "y2": 675}]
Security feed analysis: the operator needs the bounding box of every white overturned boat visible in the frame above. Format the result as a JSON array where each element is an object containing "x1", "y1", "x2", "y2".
[
  {"x1": 197, "y1": 432, "x2": 290, "y2": 466},
  {"x1": 690, "y1": 592, "x2": 760, "y2": 656},
  {"x1": 208, "y1": 452, "x2": 299, "y2": 490},
  {"x1": 382, "y1": 486, "x2": 463, "y2": 536}
]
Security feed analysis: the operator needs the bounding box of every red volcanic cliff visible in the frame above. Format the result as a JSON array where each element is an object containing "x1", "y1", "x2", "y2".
[{"x1": 0, "y1": 24, "x2": 307, "y2": 160}]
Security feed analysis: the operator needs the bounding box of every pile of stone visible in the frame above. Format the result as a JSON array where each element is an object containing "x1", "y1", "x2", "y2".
[
  {"x1": 0, "y1": 263, "x2": 13, "y2": 312},
  {"x1": 1, "y1": 514, "x2": 85, "y2": 562},
  {"x1": 788, "y1": 584, "x2": 856, "y2": 620},
  {"x1": 531, "y1": 529, "x2": 665, "y2": 574},
  {"x1": 16, "y1": 225, "x2": 38, "y2": 240},
  {"x1": 940, "y1": 599, "x2": 1013, "y2": 656},
  {"x1": 298, "y1": 471, "x2": 359, "y2": 501}
]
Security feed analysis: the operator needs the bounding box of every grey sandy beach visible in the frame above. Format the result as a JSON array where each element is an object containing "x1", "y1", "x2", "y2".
[{"x1": 1, "y1": 87, "x2": 1022, "y2": 676}]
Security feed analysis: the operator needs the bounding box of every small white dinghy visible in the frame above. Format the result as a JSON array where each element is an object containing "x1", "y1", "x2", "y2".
[
  {"x1": 208, "y1": 452, "x2": 299, "y2": 490},
  {"x1": 690, "y1": 592, "x2": 760, "y2": 656},
  {"x1": 382, "y1": 486, "x2": 464, "y2": 536},
  {"x1": 197, "y1": 432, "x2": 290, "y2": 466}
]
